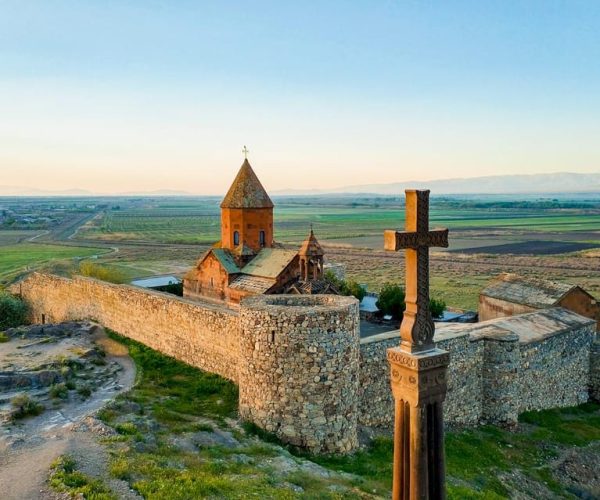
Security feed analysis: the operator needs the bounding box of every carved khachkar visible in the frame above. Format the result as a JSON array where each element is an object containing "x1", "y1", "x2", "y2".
[{"x1": 385, "y1": 190, "x2": 450, "y2": 499}]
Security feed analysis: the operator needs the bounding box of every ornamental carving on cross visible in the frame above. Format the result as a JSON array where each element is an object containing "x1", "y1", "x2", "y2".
[{"x1": 384, "y1": 190, "x2": 449, "y2": 353}]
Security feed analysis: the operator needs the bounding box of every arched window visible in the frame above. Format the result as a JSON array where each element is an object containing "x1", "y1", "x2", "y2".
[
  {"x1": 233, "y1": 231, "x2": 240, "y2": 246},
  {"x1": 259, "y1": 230, "x2": 266, "y2": 247}
]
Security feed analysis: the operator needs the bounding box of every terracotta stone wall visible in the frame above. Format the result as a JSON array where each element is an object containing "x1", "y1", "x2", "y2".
[
  {"x1": 184, "y1": 253, "x2": 230, "y2": 302},
  {"x1": 478, "y1": 295, "x2": 537, "y2": 322},
  {"x1": 558, "y1": 287, "x2": 600, "y2": 332},
  {"x1": 358, "y1": 329, "x2": 484, "y2": 428},
  {"x1": 221, "y1": 207, "x2": 273, "y2": 251},
  {"x1": 12, "y1": 273, "x2": 240, "y2": 382},
  {"x1": 239, "y1": 295, "x2": 360, "y2": 454}
]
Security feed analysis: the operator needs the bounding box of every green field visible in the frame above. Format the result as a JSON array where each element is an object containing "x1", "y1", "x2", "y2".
[
  {"x1": 75, "y1": 200, "x2": 600, "y2": 246},
  {"x1": 0, "y1": 244, "x2": 108, "y2": 283}
]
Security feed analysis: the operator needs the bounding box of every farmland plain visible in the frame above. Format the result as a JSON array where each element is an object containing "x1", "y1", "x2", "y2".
[{"x1": 2, "y1": 194, "x2": 600, "y2": 310}]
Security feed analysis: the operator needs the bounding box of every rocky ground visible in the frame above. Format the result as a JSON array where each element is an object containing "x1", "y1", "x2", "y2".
[{"x1": 0, "y1": 322, "x2": 136, "y2": 499}]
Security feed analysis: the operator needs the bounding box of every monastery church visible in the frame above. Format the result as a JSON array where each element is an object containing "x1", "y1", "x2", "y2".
[{"x1": 183, "y1": 159, "x2": 336, "y2": 304}]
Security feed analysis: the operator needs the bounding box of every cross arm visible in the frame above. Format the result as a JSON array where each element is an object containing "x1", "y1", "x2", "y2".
[{"x1": 384, "y1": 228, "x2": 449, "y2": 251}]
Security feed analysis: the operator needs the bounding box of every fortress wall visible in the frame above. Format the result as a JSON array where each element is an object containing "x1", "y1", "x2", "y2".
[
  {"x1": 239, "y1": 295, "x2": 360, "y2": 454},
  {"x1": 12, "y1": 273, "x2": 240, "y2": 382},
  {"x1": 517, "y1": 322, "x2": 596, "y2": 413},
  {"x1": 591, "y1": 340, "x2": 600, "y2": 402},
  {"x1": 358, "y1": 329, "x2": 484, "y2": 428}
]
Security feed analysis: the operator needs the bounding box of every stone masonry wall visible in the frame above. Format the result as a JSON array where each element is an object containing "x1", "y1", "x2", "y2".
[
  {"x1": 12, "y1": 273, "x2": 240, "y2": 382},
  {"x1": 358, "y1": 309, "x2": 596, "y2": 429},
  {"x1": 359, "y1": 328, "x2": 484, "y2": 428},
  {"x1": 591, "y1": 341, "x2": 600, "y2": 402},
  {"x1": 239, "y1": 295, "x2": 360, "y2": 454},
  {"x1": 518, "y1": 323, "x2": 596, "y2": 412}
]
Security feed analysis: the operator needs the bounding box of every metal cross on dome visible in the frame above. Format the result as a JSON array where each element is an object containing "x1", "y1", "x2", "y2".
[{"x1": 384, "y1": 189, "x2": 449, "y2": 353}]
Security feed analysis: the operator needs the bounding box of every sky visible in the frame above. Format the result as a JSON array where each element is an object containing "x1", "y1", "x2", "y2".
[{"x1": 1, "y1": 0, "x2": 599, "y2": 195}]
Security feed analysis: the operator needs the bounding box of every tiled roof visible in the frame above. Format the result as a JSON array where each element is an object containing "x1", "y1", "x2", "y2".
[
  {"x1": 212, "y1": 249, "x2": 241, "y2": 274},
  {"x1": 286, "y1": 279, "x2": 336, "y2": 294},
  {"x1": 220, "y1": 159, "x2": 274, "y2": 209},
  {"x1": 241, "y1": 248, "x2": 298, "y2": 278},
  {"x1": 480, "y1": 273, "x2": 575, "y2": 309},
  {"x1": 229, "y1": 275, "x2": 274, "y2": 293}
]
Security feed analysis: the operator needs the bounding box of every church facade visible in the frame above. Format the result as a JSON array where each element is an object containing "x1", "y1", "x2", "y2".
[{"x1": 183, "y1": 159, "x2": 336, "y2": 304}]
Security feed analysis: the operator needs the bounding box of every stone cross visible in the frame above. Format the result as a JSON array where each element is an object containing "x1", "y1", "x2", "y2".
[
  {"x1": 384, "y1": 190, "x2": 448, "y2": 353},
  {"x1": 384, "y1": 189, "x2": 450, "y2": 500},
  {"x1": 242, "y1": 145, "x2": 249, "y2": 159}
]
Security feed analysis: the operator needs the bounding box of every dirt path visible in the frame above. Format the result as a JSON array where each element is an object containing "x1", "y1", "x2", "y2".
[{"x1": 0, "y1": 328, "x2": 137, "y2": 500}]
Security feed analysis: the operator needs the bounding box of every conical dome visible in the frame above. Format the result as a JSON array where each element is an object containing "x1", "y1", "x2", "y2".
[
  {"x1": 299, "y1": 228, "x2": 324, "y2": 256},
  {"x1": 220, "y1": 159, "x2": 274, "y2": 209}
]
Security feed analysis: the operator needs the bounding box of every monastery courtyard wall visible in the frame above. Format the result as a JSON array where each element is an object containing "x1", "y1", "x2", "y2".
[
  {"x1": 359, "y1": 308, "x2": 597, "y2": 429},
  {"x1": 11, "y1": 273, "x2": 600, "y2": 453}
]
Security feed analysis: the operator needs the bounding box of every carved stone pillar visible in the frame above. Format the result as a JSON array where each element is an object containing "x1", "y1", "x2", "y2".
[{"x1": 388, "y1": 347, "x2": 449, "y2": 499}]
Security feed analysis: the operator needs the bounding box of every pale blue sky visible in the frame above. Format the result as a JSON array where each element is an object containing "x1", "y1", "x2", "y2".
[{"x1": 1, "y1": 1, "x2": 599, "y2": 193}]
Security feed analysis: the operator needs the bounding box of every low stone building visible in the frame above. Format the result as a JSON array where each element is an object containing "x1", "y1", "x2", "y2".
[{"x1": 479, "y1": 273, "x2": 600, "y2": 330}]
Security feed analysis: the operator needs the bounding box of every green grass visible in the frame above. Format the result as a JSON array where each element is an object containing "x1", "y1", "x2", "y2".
[
  {"x1": 0, "y1": 243, "x2": 107, "y2": 282},
  {"x1": 50, "y1": 455, "x2": 116, "y2": 500},
  {"x1": 95, "y1": 330, "x2": 600, "y2": 499},
  {"x1": 307, "y1": 403, "x2": 600, "y2": 498}
]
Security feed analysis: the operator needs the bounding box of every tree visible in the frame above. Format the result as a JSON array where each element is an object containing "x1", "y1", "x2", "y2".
[
  {"x1": 0, "y1": 293, "x2": 29, "y2": 329},
  {"x1": 324, "y1": 270, "x2": 366, "y2": 301},
  {"x1": 376, "y1": 283, "x2": 405, "y2": 319},
  {"x1": 376, "y1": 283, "x2": 446, "y2": 320}
]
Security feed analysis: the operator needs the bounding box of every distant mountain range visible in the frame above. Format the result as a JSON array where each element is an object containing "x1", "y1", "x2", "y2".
[
  {"x1": 0, "y1": 186, "x2": 193, "y2": 197},
  {"x1": 1, "y1": 172, "x2": 599, "y2": 197},
  {"x1": 272, "y1": 172, "x2": 600, "y2": 196}
]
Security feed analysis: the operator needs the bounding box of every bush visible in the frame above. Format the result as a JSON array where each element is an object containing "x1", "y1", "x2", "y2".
[
  {"x1": 376, "y1": 283, "x2": 446, "y2": 320},
  {"x1": 78, "y1": 261, "x2": 126, "y2": 284},
  {"x1": 11, "y1": 393, "x2": 44, "y2": 419},
  {"x1": 324, "y1": 271, "x2": 366, "y2": 301},
  {"x1": 0, "y1": 332, "x2": 9, "y2": 343},
  {"x1": 0, "y1": 293, "x2": 29, "y2": 329},
  {"x1": 77, "y1": 385, "x2": 92, "y2": 398},
  {"x1": 49, "y1": 383, "x2": 69, "y2": 399}
]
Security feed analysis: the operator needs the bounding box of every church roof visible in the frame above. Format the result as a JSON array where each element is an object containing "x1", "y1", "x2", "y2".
[
  {"x1": 211, "y1": 248, "x2": 241, "y2": 274},
  {"x1": 298, "y1": 228, "x2": 324, "y2": 256},
  {"x1": 286, "y1": 279, "x2": 337, "y2": 295},
  {"x1": 220, "y1": 159, "x2": 274, "y2": 209},
  {"x1": 229, "y1": 275, "x2": 275, "y2": 294},
  {"x1": 480, "y1": 273, "x2": 576, "y2": 308},
  {"x1": 241, "y1": 248, "x2": 298, "y2": 278}
]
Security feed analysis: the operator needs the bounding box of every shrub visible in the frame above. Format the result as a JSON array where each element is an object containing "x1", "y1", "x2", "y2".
[
  {"x1": 0, "y1": 332, "x2": 9, "y2": 343},
  {"x1": 0, "y1": 293, "x2": 29, "y2": 329},
  {"x1": 78, "y1": 261, "x2": 126, "y2": 284},
  {"x1": 376, "y1": 283, "x2": 406, "y2": 319},
  {"x1": 11, "y1": 393, "x2": 44, "y2": 419},
  {"x1": 77, "y1": 385, "x2": 92, "y2": 398},
  {"x1": 376, "y1": 283, "x2": 446, "y2": 319},
  {"x1": 324, "y1": 271, "x2": 366, "y2": 301},
  {"x1": 49, "y1": 383, "x2": 69, "y2": 399}
]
